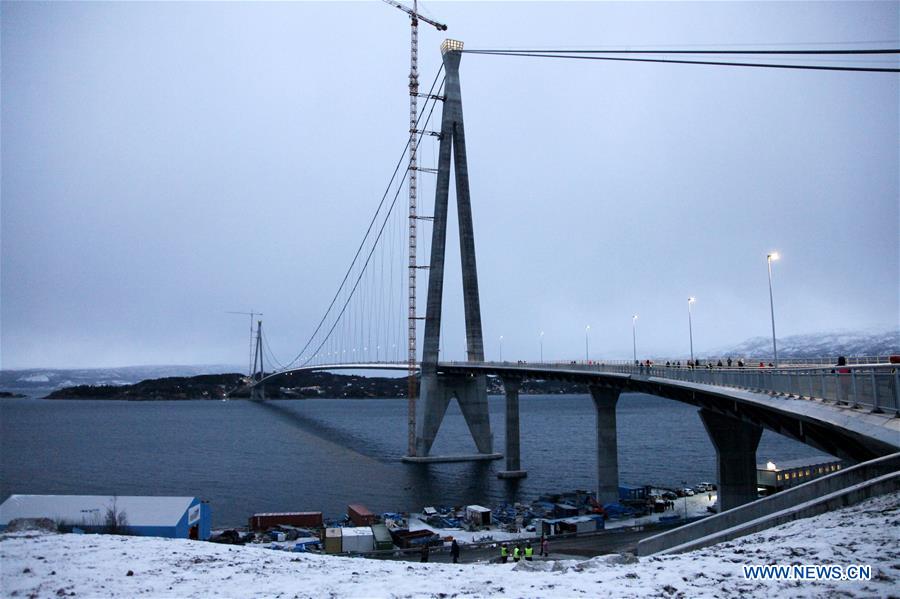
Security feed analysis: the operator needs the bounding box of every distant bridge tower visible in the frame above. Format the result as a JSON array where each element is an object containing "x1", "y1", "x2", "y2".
[
  {"x1": 405, "y1": 40, "x2": 499, "y2": 462},
  {"x1": 250, "y1": 320, "x2": 265, "y2": 401}
]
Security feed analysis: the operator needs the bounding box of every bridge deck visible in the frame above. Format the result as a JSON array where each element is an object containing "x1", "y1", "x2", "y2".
[{"x1": 249, "y1": 360, "x2": 899, "y2": 461}]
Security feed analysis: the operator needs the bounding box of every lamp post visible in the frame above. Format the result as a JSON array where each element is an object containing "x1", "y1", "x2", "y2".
[
  {"x1": 540, "y1": 331, "x2": 544, "y2": 363},
  {"x1": 767, "y1": 252, "x2": 780, "y2": 367},
  {"x1": 499, "y1": 335, "x2": 504, "y2": 362},
  {"x1": 682, "y1": 480, "x2": 688, "y2": 519},
  {"x1": 632, "y1": 314, "x2": 638, "y2": 365},
  {"x1": 585, "y1": 325, "x2": 590, "y2": 362},
  {"x1": 687, "y1": 297, "x2": 696, "y2": 365}
]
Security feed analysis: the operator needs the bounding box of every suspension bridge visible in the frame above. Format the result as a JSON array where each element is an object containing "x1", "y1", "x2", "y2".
[{"x1": 230, "y1": 36, "x2": 899, "y2": 516}]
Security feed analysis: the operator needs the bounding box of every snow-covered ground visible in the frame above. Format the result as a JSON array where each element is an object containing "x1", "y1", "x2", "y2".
[{"x1": 2, "y1": 492, "x2": 897, "y2": 598}]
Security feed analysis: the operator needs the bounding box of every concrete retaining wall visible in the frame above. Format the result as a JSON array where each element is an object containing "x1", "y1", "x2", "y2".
[{"x1": 637, "y1": 452, "x2": 900, "y2": 556}]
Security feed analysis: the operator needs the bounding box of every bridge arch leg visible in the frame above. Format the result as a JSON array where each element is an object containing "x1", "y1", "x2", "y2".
[
  {"x1": 412, "y1": 373, "x2": 497, "y2": 460},
  {"x1": 498, "y1": 377, "x2": 527, "y2": 479},
  {"x1": 699, "y1": 409, "x2": 763, "y2": 511},
  {"x1": 590, "y1": 385, "x2": 622, "y2": 505}
]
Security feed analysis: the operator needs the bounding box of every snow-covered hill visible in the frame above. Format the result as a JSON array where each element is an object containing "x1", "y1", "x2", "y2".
[
  {"x1": 2, "y1": 492, "x2": 897, "y2": 598},
  {"x1": 720, "y1": 330, "x2": 899, "y2": 360}
]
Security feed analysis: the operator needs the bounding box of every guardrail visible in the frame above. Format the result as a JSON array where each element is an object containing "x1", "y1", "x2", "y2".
[{"x1": 455, "y1": 360, "x2": 900, "y2": 416}]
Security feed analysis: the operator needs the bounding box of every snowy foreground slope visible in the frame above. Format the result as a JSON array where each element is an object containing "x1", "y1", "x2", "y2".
[{"x1": 2, "y1": 493, "x2": 898, "y2": 599}]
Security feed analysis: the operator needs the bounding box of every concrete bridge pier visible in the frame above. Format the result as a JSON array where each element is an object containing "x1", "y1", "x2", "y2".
[
  {"x1": 250, "y1": 378, "x2": 265, "y2": 401},
  {"x1": 405, "y1": 373, "x2": 501, "y2": 462},
  {"x1": 498, "y1": 377, "x2": 527, "y2": 479},
  {"x1": 700, "y1": 409, "x2": 763, "y2": 511},
  {"x1": 590, "y1": 385, "x2": 622, "y2": 505}
]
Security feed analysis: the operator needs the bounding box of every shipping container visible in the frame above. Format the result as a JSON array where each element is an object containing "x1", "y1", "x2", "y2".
[
  {"x1": 553, "y1": 504, "x2": 579, "y2": 518},
  {"x1": 560, "y1": 516, "x2": 601, "y2": 534},
  {"x1": 341, "y1": 526, "x2": 375, "y2": 553},
  {"x1": 371, "y1": 523, "x2": 393, "y2": 551},
  {"x1": 347, "y1": 504, "x2": 376, "y2": 527},
  {"x1": 389, "y1": 528, "x2": 441, "y2": 549},
  {"x1": 541, "y1": 515, "x2": 603, "y2": 535},
  {"x1": 465, "y1": 505, "x2": 491, "y2": 526},
  {"x1": 618, "y1": 485, "x2": 649, "y2": 501},
  {"x1": 249, "y1": 512, "x2": 323, "y2": 531},
  {"x1": 324, "y1": 527, "x2": 342, "y2": 554}
]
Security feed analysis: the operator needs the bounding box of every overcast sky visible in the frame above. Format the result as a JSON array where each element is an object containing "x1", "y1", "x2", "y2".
[{"x1": 2, "y1": 1, "x2": 897, "y2": 369}]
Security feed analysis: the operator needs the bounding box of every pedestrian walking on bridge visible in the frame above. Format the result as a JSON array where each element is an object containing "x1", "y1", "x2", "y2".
[{"x1": 500, "y1": 543, "x2": 508, "y2": 563}]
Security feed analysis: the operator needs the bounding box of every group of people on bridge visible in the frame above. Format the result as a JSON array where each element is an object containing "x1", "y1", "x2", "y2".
[{"x1": 637, "y1": 357, "x2": 772, "y2": 372}]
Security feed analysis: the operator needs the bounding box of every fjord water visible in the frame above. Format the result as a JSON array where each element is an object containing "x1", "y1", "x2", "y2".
[{"x1": 0, "y1": 394, "x2": 827, "y2": 527}]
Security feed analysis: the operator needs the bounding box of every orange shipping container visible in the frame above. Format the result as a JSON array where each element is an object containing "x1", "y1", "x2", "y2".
[
  {"x1": 347, "y1": 504, "x2": 376, "y2": 526},
  {"x1": 248, "y1": 512, "x2": 323, "y2": 531}
]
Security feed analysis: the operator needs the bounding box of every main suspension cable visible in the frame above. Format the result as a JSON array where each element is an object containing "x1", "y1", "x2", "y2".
[{"x1": 462, "y1": 50, "x2": 900, "y2": 73}]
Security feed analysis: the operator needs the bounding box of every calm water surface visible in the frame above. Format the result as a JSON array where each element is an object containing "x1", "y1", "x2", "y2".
[{"x1": 0, "y1": 394, "x2": 827, "y2": 527}]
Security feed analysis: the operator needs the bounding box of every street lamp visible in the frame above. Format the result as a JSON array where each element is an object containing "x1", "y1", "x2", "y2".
[
  {"x1": 767, "y1": 252, "x2": 780, "y2": 367},
  {"x1": 540, "y1": 331, "x2": 545, "y2": 363},
  {"x1": 632, "y1": 314, "x2": 638, "y2": 364},
  {"x1": 681, "y1": 480, "x2": 688, "y2": 519},
  {"x1": 499, "y1": 335, "x2": 504, "y2": 362},
  {"x1": 687, "y1": 297, "x2": 696, "y2": 365},
  {"x1": 585, "y1": 325, "x2": 590, "y2": 362}
]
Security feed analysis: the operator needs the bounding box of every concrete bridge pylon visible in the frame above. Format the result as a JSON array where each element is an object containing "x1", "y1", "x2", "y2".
[{"x1": 403, "y1": 40, "x2": 500, "y2": 463}]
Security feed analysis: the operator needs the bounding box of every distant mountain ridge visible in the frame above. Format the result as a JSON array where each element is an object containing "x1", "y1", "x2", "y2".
[
  {"x1": 718, "y1": 330, "x2": 899, "y2": 360},
  {"x1": 0, "y1": 364, "x2": 242, "y2": 390}
]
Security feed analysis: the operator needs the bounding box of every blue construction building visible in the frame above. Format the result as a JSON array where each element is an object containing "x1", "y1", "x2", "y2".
[{"x1": 0, "y1": 495, "x2": 211, "y2": 540}]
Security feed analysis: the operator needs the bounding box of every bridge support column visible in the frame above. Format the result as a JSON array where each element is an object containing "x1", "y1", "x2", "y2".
[
  {"x1": 699, "y1": 409, "x2": 763, "y2": 511},
  {"x1": 498, "y1": 377, "x2": 527, "y2": 479},
  {"x1": 590, "y1": 385, "x2": 621, "y2": 505},
  {"x1": 250, "y1": 384, "x2": 265, "y2": 401}
]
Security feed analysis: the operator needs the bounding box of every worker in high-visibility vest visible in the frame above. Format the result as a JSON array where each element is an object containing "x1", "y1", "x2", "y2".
[
  {"x1": 524, "y1": 543, "x2": 534, "y2": 561},
  {"x1": 513, "y1": 545, "x2": 521, "y2": 562},
  {"x1": 500, "y1": 544, "x2": 508, "y2": 563}
]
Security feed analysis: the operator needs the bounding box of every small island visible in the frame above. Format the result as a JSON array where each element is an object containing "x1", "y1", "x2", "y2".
[{"x1": 0, "y1": 391, "x2": 27, "y2": 398}]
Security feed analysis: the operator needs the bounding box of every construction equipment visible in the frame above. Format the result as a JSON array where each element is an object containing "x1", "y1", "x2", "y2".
[{"x1": 382, "y1": 0, "x2": 447, "y2": 457}]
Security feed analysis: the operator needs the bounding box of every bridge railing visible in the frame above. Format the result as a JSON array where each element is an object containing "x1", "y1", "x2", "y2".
[
  {"x1": 630, "y1": 364, "x2": 899, "y2": 416},
  {"x1": 464, "y1": 360, "x2": 899, "y2": 416}
]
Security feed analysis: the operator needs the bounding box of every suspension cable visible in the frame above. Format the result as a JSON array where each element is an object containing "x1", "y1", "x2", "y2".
[
  {"x1": 278, "y1": 67, "x2": 445, "y2": 369},
  {"x1": 462, "y1": 50, "x2": 900, "y2": 73},
  {"x1": 301, "y1": 79, "x2": 445, "y2": 367},
  {"x1": 464, "y1": 47, "x2": 900, "y2": 55},
  {"x1": 261, "y1": 330, "x2": 287, "y2": 371}
]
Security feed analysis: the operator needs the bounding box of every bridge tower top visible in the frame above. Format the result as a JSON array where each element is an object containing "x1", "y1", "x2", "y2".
[{"x1": 441, "y1": 39, "x2": 464, "y2": 54}]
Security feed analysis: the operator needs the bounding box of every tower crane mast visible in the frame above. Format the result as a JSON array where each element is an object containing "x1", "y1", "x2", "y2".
[{"x1": 382, "y1": 0, "x2": 447, "y2": 457}]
